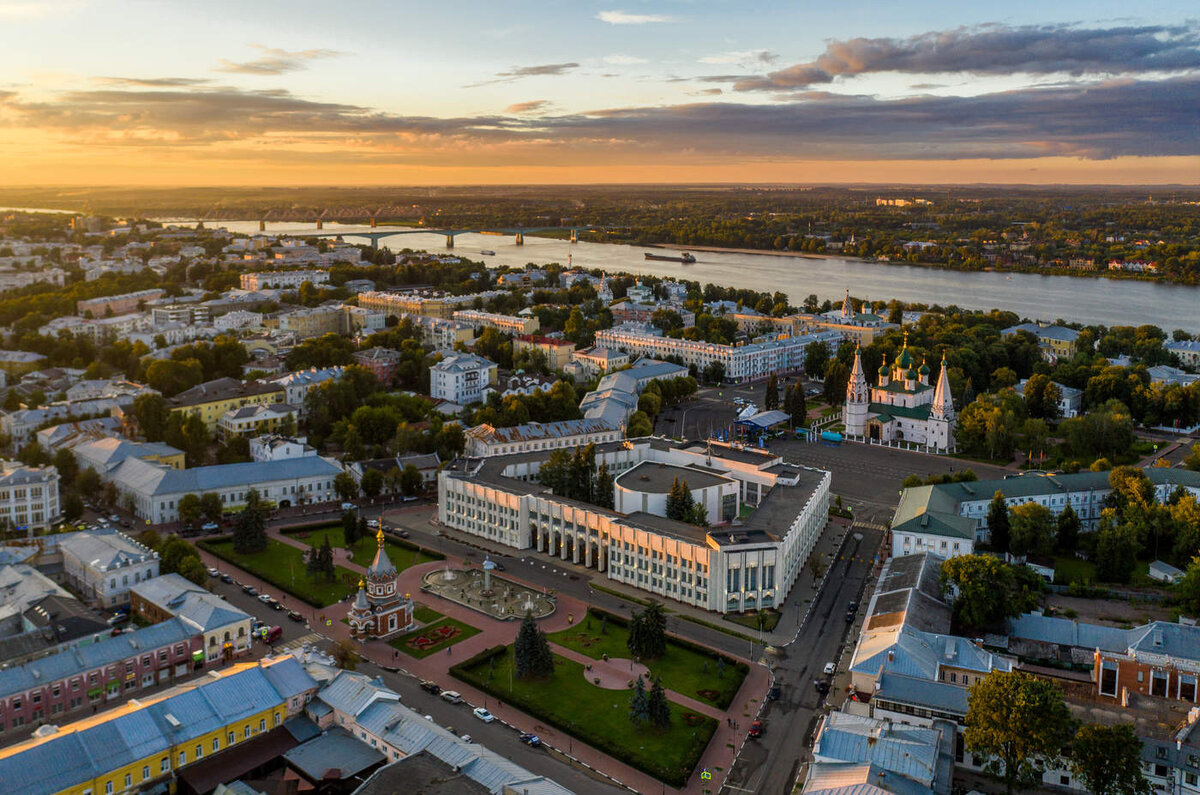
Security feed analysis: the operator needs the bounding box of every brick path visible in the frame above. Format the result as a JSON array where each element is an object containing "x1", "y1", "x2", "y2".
[{"x1": 194, "y1": 522, "x2": 770, "y2": 793}]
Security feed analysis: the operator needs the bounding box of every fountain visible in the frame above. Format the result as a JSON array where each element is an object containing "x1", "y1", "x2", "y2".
[
  {"x1": 422, "y1": 565, "x2": 555, "y2": 621},
  {"x1": 481, "y1": 555, "x2": 495, "y2": 596}
]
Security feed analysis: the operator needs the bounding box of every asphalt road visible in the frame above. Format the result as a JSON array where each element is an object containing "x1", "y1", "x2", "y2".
[
  {"x1": 203, "y1": 571, "x2": 629, "y2": 795},
  {"x1": 723, "y1": 526, "x2": 883, "y2": 795}
]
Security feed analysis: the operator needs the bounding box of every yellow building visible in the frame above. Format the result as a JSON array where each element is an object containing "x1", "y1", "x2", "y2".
[
  {"x1": 168, "y1": 377, "x2": 286, "y2": 430},
  {"x1": 513, "y1": 335, "x2": 576, "y2": 371},
  {"x1": 0, "y1": 656, "x2": 317, "y2": 795}
]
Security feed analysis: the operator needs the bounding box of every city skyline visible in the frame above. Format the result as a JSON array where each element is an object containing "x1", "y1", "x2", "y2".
[{"x1": 1, "y1": 0, "x2": 1198, "y2": 185}]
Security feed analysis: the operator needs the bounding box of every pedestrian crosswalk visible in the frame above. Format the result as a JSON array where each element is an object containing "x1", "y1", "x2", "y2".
[{"x1": 276, "y1": 632, "x2": 324, "y2": 653}]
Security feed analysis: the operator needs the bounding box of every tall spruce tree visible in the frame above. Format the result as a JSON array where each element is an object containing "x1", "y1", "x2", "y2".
[
  {"x1": 232, "y1": 488, "x2": 267, "y2": 553},
  {"x1": 647, "y1": 677, "x2": 671, "y2": 729},
  {"x1": 665, "y1": 479, "x2": 686, "y2": 521},
  {"x1": 595, "y1": 463, "x2": 615, "y2": 509},
  {"x1": 628, "y1": 674, "x2": 650, "y2": 725},
  {"x1": 764, "y1": 373, "x2": 779, "y2": 411},
  {"x1": 641, "y1": 601, "x2": 668, "y2": 659},
  {"x1": 987, "y1": 491, "x2": 1011, "y2": 554},
  {"x1": 342, "y1": 509, "x2": 359, "y2": 548},
  {"x1": 514, "y1": 611, "x2": 539, "y2": 679}
]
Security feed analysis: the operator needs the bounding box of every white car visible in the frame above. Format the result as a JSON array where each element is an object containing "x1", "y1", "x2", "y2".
[
  {"x1": 823, "y1": 662, "x2": 836, "y2": 676},
  {"x1": 472, "y1": 707, "x2": 495, "y2": 723},
  {"x1": 257, "y1": 593, "x2": 273, "y2": 604}
]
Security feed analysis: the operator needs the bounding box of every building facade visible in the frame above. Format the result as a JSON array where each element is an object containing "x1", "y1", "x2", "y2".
[
  {"x1": 438, "y1": 438, "x2": 830, "y2": 613},
  {"x1": 464, "y1": 418, "x2": 621, "y2": 457},
  {"x1": 129, "y1": 573, "x2": 253, "y2": 665},
  {"x1": 60, "y1": 530, "x2": 159, "y2": 608},
  {"x1": 843, "y1": 341, "x2": 956, "y2": 451},
  {"x1": 452, "y1": 309, "x2": 540, "y2": 336},
  {"x1": 430, "y1": 353, "x2": 498, "y2": 405},
  {"x1": 239, "y1": 270, "x2": 330, "y2": 290},
  {"x1": 0, "y1": 463, "x2": 60, "y2": 532}
]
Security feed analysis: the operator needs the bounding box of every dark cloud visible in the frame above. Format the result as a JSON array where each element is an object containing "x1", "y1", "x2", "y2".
[
  {"x1": 215, "y1": 45, "x2": 342, "y2": 76},
  {"x1": 505, "y1": 100, "x2": 549, "y2": 114},
  {"x1": 470, "y1": 62, "x2": 579, "y2": 87},
  {"x1": 95, "y1": 77, "x2": 212, "y2": 87},
  {"x1": 733, "y1": 23, "x2": 1200, "y2": 91},
  {"x1": 2, "y1": 76, "x2": 1197, "y2": 161}
]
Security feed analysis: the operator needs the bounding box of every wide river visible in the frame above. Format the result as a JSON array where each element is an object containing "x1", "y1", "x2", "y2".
[{"x1": 164, "y1": 219, "x2": 1200, "y2": 330}]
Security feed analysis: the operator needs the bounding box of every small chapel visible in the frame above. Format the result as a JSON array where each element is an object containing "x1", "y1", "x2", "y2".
[
  {"x1": 347, "y1": 529, "x2": 415, "y2": 641},
  {"x1": 843, "y1": 334, "x2": 956, "y2": 451}
]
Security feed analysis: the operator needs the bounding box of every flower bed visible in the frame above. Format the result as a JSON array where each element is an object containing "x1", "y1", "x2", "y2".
[{"x1": 408, "y1": 623, "x2": 461, "y2": 650}]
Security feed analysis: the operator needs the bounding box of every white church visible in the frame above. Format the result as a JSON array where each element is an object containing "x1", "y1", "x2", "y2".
[{"x1": 843, "y1": 334, "x2": 957, "y2": 451}]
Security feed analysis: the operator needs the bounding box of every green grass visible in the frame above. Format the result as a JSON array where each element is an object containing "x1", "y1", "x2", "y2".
[
  {"x1": 388, "y1": 617, "x2": 481, "y2": 658},
  {"x1": 287, "y1": 524, "x2": 438, "y2": 572},
  {"x1": 414, "y1": 603, "x2": 444, "y2": 624},
  {"x1": 1053, "y1": 555, "x2": 1097, "y2": 585},
  {"x1": 454, "y1": 647, "x2": 717, "y2": 788},
  {"x1": 724, "y1": 609, "x2": 781, "y2": 632},
  {"x1": 547, "y1": 611, "x2": 747, "y2": 709},
  {"x1": 200, "y1": 537, "x2": 357, "y2": 607}
]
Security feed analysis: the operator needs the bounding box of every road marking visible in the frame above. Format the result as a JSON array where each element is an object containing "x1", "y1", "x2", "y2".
[{"x1": 276, "y1": 632, "x2": 323, "y2": 652}]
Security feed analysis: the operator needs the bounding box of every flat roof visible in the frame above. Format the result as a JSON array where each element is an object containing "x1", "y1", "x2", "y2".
[{"x1": 615, "y1": 461, "x2": 732, "y2": 494}]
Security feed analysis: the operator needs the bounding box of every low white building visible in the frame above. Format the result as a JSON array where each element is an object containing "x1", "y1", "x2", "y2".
[
  {"x1": 213, "y1": 309, "x2": 263, "y2": 332},
  {"x1": 109, "y1": 455, "x2": 343, "y2": 524},
  {"x1": 269, "y1": 366, "x2": 344, "y2": 415},
  {"x1": 464, "y1": 418, "x2": 621, "y2": 457},
  {"x1": 217, "y1": 402, "x2": 298, "y2": 439},
  {"x1": 430, "y1": 353, "x2": 497, "y2": 405},
  {"x1": 130, "y1": 573, "x2": 253, "y2": 664},
  {"x1": 60, "y1": 530, "x2": 159, "y2": 608},
  {"x1": 570, "y1": 346, "x2": 630, "y2": 377},
  {"x1": 1166, "y1": 339, "x2": 1200, "y2": 370},
  {"x1": 239, "y1": 270, "x2": 330, "y2": 291},
  {"x1": 0, "y1": 462, "x2": 60, "y2": 532},
  {"x1": 250, "y1": 434, "x2": 317, "y2": 462}
]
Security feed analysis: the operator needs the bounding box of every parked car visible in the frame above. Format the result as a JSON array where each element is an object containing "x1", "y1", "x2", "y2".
[
  {"x1": 492, "y1": 561, "x2": 505, "y2": 572},
  {"x1": 287, "y1": 610, "x2": 304, "y2": 622},
  {"x1": 397, "y1": 529, "x2": 410, "y2": 538},
  {"x1": 258, "y1": 625, "x2": 283, "y2": 643},
  {"x1": 419, "y1": 680, "x2": 441, "y2": 695},
  {"x1": 814, "y1": 679, "x2": 830, "y2": 695},
  {"x1": 341, "y1": 502, "x2": 355, "y2": 511},
  {"x1": 242, "y1": 585, "x2": 258, "y2": 596},
  {"x1": 844, "y1": 611, "x2": 855, "y2": 624},
  {"x1": 220, "y1": 574, "x2": 233, "y2": 584},
  {"x1": 519, "y1": 733, "x2": 541, "y2": 747},
  {"x1": 107, "y1": 613, "x2": 129, "y2": 626},
  {"x1": 460, "y1": 734, "x2": 472, "y2": 743},
  {"x1": 109, "y1": 514, "x2": 120, "y2": 522},
  {"x1": 201, "y1": 522, "x2": 219, "y2": 532},
  {"x1": 257, "y1": 593, "x2": 273, "y2": 604},
  {"x1": 766, "y1": 685, "x2": 781, "y2": 701},
  {"x1": 207, "y1": 567, "x2": 219, "y2": 577},
  {"x1": 367, "y1": 518, "x2": 380, "y2": 528},
  {"x1": 823, "y1": 662, "x2": 836, "y2": 676},
  {"x1": 440, "y1": 690, "x2": 463, "y2": 704},
  {"x1": 747, "y1": 720, "x2": 763, "y2": 739},
  {"x1": 269, "y1": 599, "x2": 283, "y2": 611},
  {"x1": 848, "y1": 601, "x2": 859, "y2": 612},
  {"x1": 472, "y1": 707, "x2": 495, "y2": 723}
]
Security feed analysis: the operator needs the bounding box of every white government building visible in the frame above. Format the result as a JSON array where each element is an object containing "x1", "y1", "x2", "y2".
[{"x1": 438, "y1": 437, "x2": 830, "y2": 613}]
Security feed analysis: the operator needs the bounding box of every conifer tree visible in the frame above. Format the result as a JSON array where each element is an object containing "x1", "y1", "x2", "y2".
[
  {"x1": 628, "y1": 674, "x2": 650, "y2": 724},
  {"x1": 764, "y1": 372, "x2": 779, "y2": 411},
  {"x1": 648, "y1": 676, "x2": 671, "y2": 729},
  {"x1": 987, "y1": 491, "x2": 1011, "y2": 554},
  {"x1": 595, "y1": 463, "x2": 614, "y2": 509}
]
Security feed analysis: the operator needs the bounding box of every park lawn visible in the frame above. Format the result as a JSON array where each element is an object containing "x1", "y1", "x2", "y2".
[
  {"x1": 388, "y1": 617, "x2": 480, "y2": 659},
  {"x1": 287, "y1": 524, "x2": 438, "y2": 572},
  {"x1": 1053, "y1": 555, "x2": 1097, "y2": 585},
  {"x1": 455, "y1": 648, "x2": 716, "y2": 788},
  {"x1": 202, "y1": 538, "x2": 356, "y2": 607},
  {"x1": 547, "y1": 611, "x2": 747, "y2": 709},
  {"x1": 725, "y1": 609, "x2": 781, "y2": 632},
  {"x1": 414, "y1": 603, "x2": 444, "y2": 624}
]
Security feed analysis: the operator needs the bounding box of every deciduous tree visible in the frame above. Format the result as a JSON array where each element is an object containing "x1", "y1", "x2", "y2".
[
  {"x1": 965, "y1": 671, "x2": 1074, "y2": 795},
  {"x1": 1070, "y1": 723, "x2": 1150, "y2": 795},
  {"x1": 987, "y1": 491, "x2": 1011, "y2": 554}
]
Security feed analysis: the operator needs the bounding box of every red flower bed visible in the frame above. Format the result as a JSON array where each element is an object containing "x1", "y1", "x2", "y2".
[{"x1": 408, "y1": 624, "x2": 461, "y2": 650}]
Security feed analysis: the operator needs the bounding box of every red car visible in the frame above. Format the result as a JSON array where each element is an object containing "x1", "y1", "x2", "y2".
[{"x1": 747, "y1": 720, "x2": 763, "y2": 739}]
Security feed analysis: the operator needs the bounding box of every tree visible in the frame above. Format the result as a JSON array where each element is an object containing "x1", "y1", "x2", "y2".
[
  {"x1": 627, "y1": 601, "x2": 667, "y2": 660},
  {"x1": 132, "y1": 393, "x2": 171, "y2": 442},
  {"x1": 595, "y1": 463, "x2": 614, "y2": 509},
  {"x1": 62, "y1": 493, "x2": 84, "y2": 522},
  {"x1": 628, "y1": 674, "x2": 650, "y2": 725},
  {"x1": 361, "y1": 468, "x2": 384, "y2": 500},
  {"x1": 1070, "y1": 723, "x2": 1150, "y2": 795},
  {"x1": 626, "y1": 410, "x2": 653, "y2": 437},
  {"x1": 232, "y1": 488, "x2": 267, "y2": 554},
  {"x1": 53, "y1": 447, "x2": 78, "y2": 487},
  {"x1": 1094, "y1": 512, "x2": 1140, "y2": 584},
  {"x1": 804, "y1": 340, "x2": 830, "y2": 378},
  {"x1": 941, "y1": 555, "x2": 1042, "y2": 633},
  {"x1": 1176, "y1": 556, "x2": 1200, "y2": 615},
  {"x1": 178, "y1": 555, "x2": 208, "y2": 586},
  {"x1": 1008, "y1": 503, "x2": 1056, "y2": 558},
  {"x1": 76, "y1": 467, "x2": 101, "y2": 500},
  {"x1": 342, "y1": 509, "x2": 360, "y2": 549},
  {"x1": 964, "y1": 671, "x2": 1074, "y2": 795},
  {"x1": 199, "y1": 492, "x2": 223, "y2": 523},
  {"x1": 1056, "y1": 504, "x2": 1081, "y2": 552},
  {"x1": 316, "y1": 535, "x2": 336, "y2": 581},
  {"x1": 332, "y1": 639, "x2": 361, "y2": 670},
  {"x1": 1184, "y1": 443, "x2": 1200, "y2": 472},
  {"x1": 823, "y1": 359, "x2": 850, "y2": 406},
  {"x1": 785, "y1": 383, "x2": 808, "y2": 426},
  {"x1": 702, "y1": 360, "x2": 725, "y2": 385},
  {"x1": 514, "y1": 611, "x2": 553, "y2": 679},
  {"x1": 987, "y1": 491, "x2": 1011, "y2": 554},
  {"x1": 764, "y1": 372, "x2": 779, "y2": 411},
  {"x1": 647, "y1": 677, "x2": 671, "y2": 729},
  {"x1": 334, "y1": 472, "x2": 358, "y2": 503},
  {"x1": 400, "y1": 464, "x2": 423, "y2": 496},
  {"x1": 177, "y1": 493, "x2": 202, "y2": 527}
]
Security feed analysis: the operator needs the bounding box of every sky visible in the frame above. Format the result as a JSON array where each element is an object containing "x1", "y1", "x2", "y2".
[{"x1": 1, "y1": 0, "x2": 1198, "y2": 185}]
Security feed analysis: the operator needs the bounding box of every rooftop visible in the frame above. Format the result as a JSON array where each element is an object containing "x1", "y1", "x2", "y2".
[{"x1": 615, "y1": 461, "x2": 733, "y2": 494}]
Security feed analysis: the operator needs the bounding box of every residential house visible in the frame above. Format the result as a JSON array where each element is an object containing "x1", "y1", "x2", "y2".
[
  {"x1": 130, "y1": 573, "x2": 253, "y2": 664},
  {"x1": 430, "y1": 353, "x2": 497, "y2": 405},
  {"x1": 60, "y1": 530, "x2": 160, "y2": 607}
]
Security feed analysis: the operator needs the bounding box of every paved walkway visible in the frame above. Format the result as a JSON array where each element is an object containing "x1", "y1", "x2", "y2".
[{"x1": 198, "y1": 524, "x2": 769, "y2": 794}]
